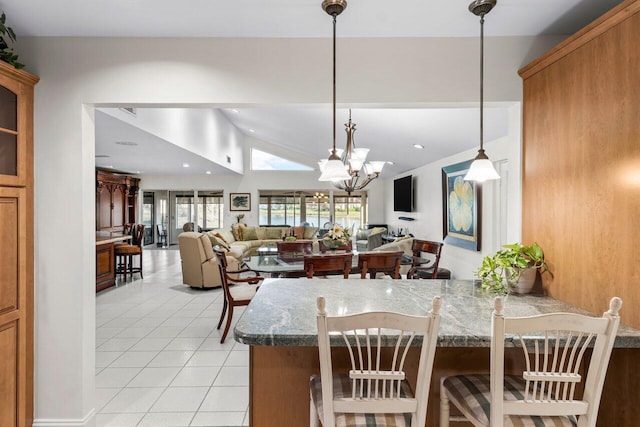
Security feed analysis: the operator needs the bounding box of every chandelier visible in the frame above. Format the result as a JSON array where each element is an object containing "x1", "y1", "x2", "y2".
[
  {"x1": 464, "y1": 0, "x2": 500, "y2": 182},
  {"x1": 317, "y1": 0, "x2": 385, "y2": 194}
]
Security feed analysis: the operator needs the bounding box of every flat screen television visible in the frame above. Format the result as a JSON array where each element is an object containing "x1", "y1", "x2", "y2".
[{"x1": 394, "y1": 175, "x2": 413, "y2": 212}]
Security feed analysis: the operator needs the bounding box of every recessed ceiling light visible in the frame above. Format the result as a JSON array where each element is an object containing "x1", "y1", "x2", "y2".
[
  {"x1": 115, "y1": 141, "x2": 138, "y2": 146},
  {"x1": 182, "y1": 163, "x2": 190, "y2": 168},
  {"x1": 206, "y1": 171, "x2": 211, "y2": 175},
  {"x1": 134, "y1": 171, "x2": 141, "y2": 174},
  {"x1": 231, "y1": 109, "x2": 239, "y2": 113},
  {"x1": 413, "y1": 144, "x2": 424, "y2": 149},
  {"x1": 106, "y1": 165, "x2": 114, "y2": 169},
  {"x1": 249, "y1": 129, "x2": 255, "y2": 133},
  {"x1": 386, "y1": 161, "x2": 394, "y2": 165}
]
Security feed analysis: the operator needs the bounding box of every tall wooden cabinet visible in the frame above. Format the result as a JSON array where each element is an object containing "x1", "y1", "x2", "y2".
[
  {"x1": 96, "y1": 169, "x2": 140, "y2": 232},
  {"x1": 0, "y1": 61, "x2": 38, "y2": 426}
]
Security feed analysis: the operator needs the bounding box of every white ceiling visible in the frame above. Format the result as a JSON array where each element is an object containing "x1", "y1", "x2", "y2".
[
  {"x1": 22, "y1": 0, "x2": 619, "y2": 176},
  {"x1": 6, "y1": 0, "x2": 620, "y2": 38}
]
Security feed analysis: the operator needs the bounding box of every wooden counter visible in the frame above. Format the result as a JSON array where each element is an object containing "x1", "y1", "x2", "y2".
[
  {"x1": 95, "y1": 232, "x2": 131, "y2": 292},
  {"x1": 235, "y1": 278, "x2": 640, "y2": 426}
]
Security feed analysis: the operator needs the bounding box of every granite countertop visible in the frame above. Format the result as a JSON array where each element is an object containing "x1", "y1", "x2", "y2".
[
  {"x1": 96, "y1": 232, "x2": 132, "y2": 245},
  {"x1": 234, "y1": 278, "x2": 640, "y2": 348}
]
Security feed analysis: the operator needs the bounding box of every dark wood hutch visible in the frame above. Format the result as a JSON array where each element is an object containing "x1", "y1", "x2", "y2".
[{"x1": 95, "y1": 169, "x2": 140, "y2": 292}]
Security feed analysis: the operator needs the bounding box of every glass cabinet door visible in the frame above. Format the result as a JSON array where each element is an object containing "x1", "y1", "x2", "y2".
[
  {"x1": 0, "y1": 69, "x2": 35, "y2": 187},
  {"x1": 0, "y1": 85, "x2": 18, "y2": 177}
]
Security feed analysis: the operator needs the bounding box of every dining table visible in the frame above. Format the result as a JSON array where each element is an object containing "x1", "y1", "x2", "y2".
[{"x1": 234, "y1": 278, "x2": 640, "y2": 427}]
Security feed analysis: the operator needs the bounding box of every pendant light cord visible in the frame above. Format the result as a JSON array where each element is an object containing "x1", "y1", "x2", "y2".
[
  {"x1": 332, "y1": 14, "x2": 337, "y2": 155},
  {"x1": 479, "y1": 15, "x2": 484, "y2": 152}
]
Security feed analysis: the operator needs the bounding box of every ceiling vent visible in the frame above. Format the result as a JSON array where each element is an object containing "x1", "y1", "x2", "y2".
[{"x1": 120, "y1": 107, "x2": 137, "y2": 116}]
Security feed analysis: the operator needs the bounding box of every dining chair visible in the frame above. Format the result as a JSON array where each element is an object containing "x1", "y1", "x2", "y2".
[
  {"x1": 311, "y1": 295, "x2": 442, "y2": 427},
  {"x1": 214, "y1": 250, "x2": 264, "y2": 343},
  {"x1": 115, "y1": 224, "x2": 145, "y2": 281},
  {"x1": 304, "y1": 253, "x2": 352, "y2": 278},
  {"x1": 407, "y1": 239, "x2": 444, "y2": 279},
  {"x1": 358, "y1": 251, "x2": 404, "y2": 279},
  {"x1": 440, "y1": 296, "x2": 622, "y2": 427}
]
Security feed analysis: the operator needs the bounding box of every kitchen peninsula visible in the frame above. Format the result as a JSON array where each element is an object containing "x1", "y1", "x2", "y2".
[
  {"x1": 235, "y1": 278, "x2": 640, "y2": 427},
  {"x1": 95, "y1": 231, "x2": 131, "y2": 292}
]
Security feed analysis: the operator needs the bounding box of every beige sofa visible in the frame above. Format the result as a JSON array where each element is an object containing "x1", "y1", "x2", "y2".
[
  {"x1": 178, "y1": 232, "x2": 241, "y2": 288},
  {"x1": 207, "y1": 224, "x2": 318, "y2": 260}
]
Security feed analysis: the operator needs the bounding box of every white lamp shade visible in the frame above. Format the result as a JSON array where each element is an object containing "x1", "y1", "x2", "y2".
[
  {"x1": 463, "y1": 158, "x2": 500, "y2": 182},
  {"x1": 318, "y1": 159, "x2": 328, "y2": 172},
  {"x1": 368, "y1": 161, "x2": 385, "y2": 174},
  {"x1": 349, "y1": 157, "x2": 365, "y2": 171},
  {"x1": 351, "y1": 148, "x2": 369, "y2": 161},
  {"x1": 319, "y1": 159, "x2": 351, "y2": 181}
]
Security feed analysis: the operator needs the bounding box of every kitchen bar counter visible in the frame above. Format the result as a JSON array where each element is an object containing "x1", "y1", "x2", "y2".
[
  {"x1": 235, "y1": 278, "x2": 640, "y2": 426},
  {"x1": 95, "y1": 232, "x2": 131, "y2": 292}
]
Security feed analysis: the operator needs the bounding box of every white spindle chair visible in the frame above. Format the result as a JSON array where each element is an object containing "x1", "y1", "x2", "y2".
[
  {"x1": 311, "y1": 295, "x2": 442, "y2": 427},
  {"x1": 440, "y1": 296, "x2": 622, "y2": 427}
]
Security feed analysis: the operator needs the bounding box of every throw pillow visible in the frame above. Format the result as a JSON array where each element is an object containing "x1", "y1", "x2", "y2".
[
  {"x1": 208, "y1": 232, "x2": 230, "y2": 251},
  {"x1": 242, "y1": 226, "x2": 259, "y2": 241},
  {"x1": 265, "y1": 228, "x2": 283, "y2": 239},
  {"x1": 292, "y1": 225, "x2": 305, "y2": 239},
  {"x1": 214, "y1": 232, "x2": 228, "y2": 244},
  {"x1": 303, "y1": 226, "x2": 318, "y2": 240},
  {"x1": 230, "y1": 223, "x2": 243, "y2": 241}
]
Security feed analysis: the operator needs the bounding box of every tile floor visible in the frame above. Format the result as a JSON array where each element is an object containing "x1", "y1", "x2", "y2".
[{"x1": 96, "y1": 248, "x2": 250, "y2": 427}]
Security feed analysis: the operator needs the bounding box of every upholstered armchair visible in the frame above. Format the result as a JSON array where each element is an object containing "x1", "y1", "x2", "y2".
[
  {"x1": 355, "y1": 227, "x2": 386, "y2": 252},
  {"x1": 178, "y1": 232, "x2": 240, "y2": 288}
]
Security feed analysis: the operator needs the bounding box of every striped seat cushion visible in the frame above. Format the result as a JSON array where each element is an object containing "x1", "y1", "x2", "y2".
[
  {"x1": 310, "y1": 373, "x2": 413, "y2": 427},
  {"x1": 442, "y1": 374, "x2": 578, "y2": 427}
]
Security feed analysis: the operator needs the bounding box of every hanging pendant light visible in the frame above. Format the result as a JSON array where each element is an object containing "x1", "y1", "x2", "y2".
[
  {"x1": 464, "y1": 0, "x2": 500, "y2": 183},
  {"x1": 319, "y1": 0, "x2": 351, "y2": 182},
  {"x1": 317, "y1": 0, "x2": 385, "y2": 193}
]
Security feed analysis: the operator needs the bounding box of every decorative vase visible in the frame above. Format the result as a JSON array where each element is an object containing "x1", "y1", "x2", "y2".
[{"x1": 509, "y1": 268, "x2": 537, "y2": 294}]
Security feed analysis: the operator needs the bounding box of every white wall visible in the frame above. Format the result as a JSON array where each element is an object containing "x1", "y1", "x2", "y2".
[
  {"x1": 383, "y1": 104, "x2": 522, "y2": 279},
  {"x1": 17, "y1": 36, "x2": 559, "y2": 425},
  {"x1": 100, "y1": 107, "x2": 245, "y2": 173}
]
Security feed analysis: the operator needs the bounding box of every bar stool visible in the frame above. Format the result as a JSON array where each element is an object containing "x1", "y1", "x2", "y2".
[{"x1": 115, "y1": 224, "x2": 145, "y2": 281}]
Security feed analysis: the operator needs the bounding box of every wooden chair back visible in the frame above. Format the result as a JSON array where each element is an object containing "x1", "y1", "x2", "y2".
[
  {"x1": 213, "y1": 250, "x2": 263, "y2": 343},
  {"x1": 319, "y1": 240, "x2": 353, "y2": 253},
  {"x1": 131, "y1": 224, "x2": 145, "y2": 247},
  {"x1": 358, "y1": 251, "x2": 403, "y2": 279},
  {"x1": 276, "y1": 240, "x2": 313, "y2": 259},
  {"x1": 304, "y1": 254, "x2": 352, "y2": 278},
  {"x1": 315, "y1": 296, "x2": 442, "y2": 427},
  {"x1": 408, "y1": 239, "x2": 443, "y2": 279},
  {"x1": 490, "y1": 296, "x2": 622, "y2": 426}
]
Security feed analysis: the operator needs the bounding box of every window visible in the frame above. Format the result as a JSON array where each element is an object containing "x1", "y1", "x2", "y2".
[
  {"x1": 260, "y1": 195, "x2": 301, "y2": 225},
  {"x1": 175, "y1": 195, "x2": 194, "y2": 229},
  {"x1": 333, "y1": 195, "x2": 363, "y2": 230},
  {"x1": 251, "y1": 148, "x2": 313, "y2": 171},
  {"x1": 197, "y1": 192, "x2": 224, "y2": 230},
  {"x1": 259, "y1": 191, "x2": 366, "y2": 228},
  {"x1": 305, "y1": 193, "x2": 331, "y2": 227}
]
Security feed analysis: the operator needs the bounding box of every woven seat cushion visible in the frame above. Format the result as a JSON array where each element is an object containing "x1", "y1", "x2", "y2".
[
  {"x1": 310, "y1": 373, "x2": 413, "y2": 427},
  {"x1": 228, "y1": 284, "x2": 258, "y2": 301},
  {"x1": 115, "y1": 244, "x2": 141, "y2": 255},
  {"x1": 442, "y1": 374, "x2": 578, "y2": 427}
]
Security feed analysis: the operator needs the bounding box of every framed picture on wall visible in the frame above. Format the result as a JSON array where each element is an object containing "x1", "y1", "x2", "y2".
[
  {"x1": 441, "y1": 160, "x2": 482, "y2": 251},
  {"x1": 230, "y1": 193, "x2": 251, "y2": 211}
]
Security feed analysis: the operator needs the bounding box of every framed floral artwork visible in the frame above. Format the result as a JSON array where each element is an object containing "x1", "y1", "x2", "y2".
[
  {"x1": 230, "y1": 193, "x2": 251, "y2": 211},
  {"x1": 441, "y1": 160, "x2": 482, "y2": 251}
]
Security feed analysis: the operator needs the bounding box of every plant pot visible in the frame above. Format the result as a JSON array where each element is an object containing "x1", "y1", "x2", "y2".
[{"x1": 509, "y1": 268, "x2": 537, "y2": 294}]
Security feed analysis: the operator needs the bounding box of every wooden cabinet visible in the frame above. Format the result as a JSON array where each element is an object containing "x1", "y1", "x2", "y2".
[
  {"x1": 0, "y1": 61, "x2": 38, "y2": 427},
  {"x1": 96, "y1": 169, "x2": 140, "y2": 231}
]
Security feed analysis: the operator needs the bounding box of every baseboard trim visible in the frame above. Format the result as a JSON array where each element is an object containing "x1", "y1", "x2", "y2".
[{"x1": 33, "y1": 408, "x2": 96, "y2": 427}]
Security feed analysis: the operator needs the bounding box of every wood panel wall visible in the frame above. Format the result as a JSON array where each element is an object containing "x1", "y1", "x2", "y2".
[{"x1": 519, "y1": 0, "x2": 640, "y2": 329}]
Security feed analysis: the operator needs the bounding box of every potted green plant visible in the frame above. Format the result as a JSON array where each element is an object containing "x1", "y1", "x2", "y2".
[
  {"x1": 476, "y1": 242, "x2": 548, "y2": 295},
  {"x1": 0, "y1": 12, "x2": 24, "y2": 69}
]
